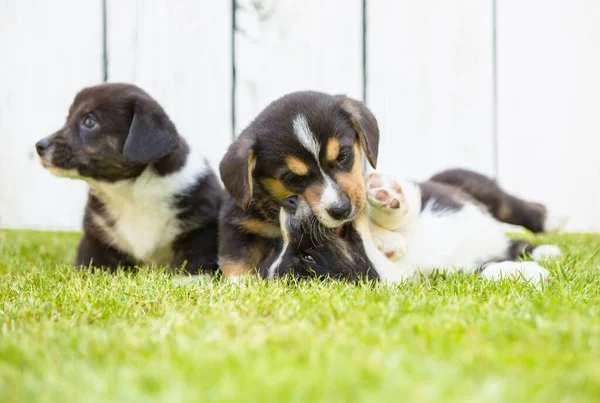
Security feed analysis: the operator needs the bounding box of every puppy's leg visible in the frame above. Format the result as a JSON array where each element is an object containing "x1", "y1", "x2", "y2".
[
  {"x1": 365, "y1": 172, "x2": 411, "y2": 231},
  {"x1": 218, "y1": 219, "x2": 270, "y2": 280},
  {"x1": 429, "y1": 168, "x2": 565, "y2": 233},
  {"x1": 75, "y1": 233, "x2": 134, "y2": 271},
  {"x1": 505, "y1": 240, "x2": 562, "y2": 262},
  {"x1": 354, "y1": 211, "x2": 413, "y2": 283},
  {"x1": 173, "y1": 224, "x2": 220, "y2": 275}
]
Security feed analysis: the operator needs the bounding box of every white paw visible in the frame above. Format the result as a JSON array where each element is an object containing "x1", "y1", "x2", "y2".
[
  {"x1": 366, "y1": 172, "x2": 406, "y2": 212},
  {"x1": 532, "y1": 244, "x2": 562, "y2": 261},
  {"x1": 371, "y1": 226, "x2": 407, "y2": 262},
  {"x1": 480, "y1": 261, "x2": 550, "y2": 285}
]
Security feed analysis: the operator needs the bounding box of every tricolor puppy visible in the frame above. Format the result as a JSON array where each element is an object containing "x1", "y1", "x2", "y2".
[
  {"x1": 218, "y1": 91, "x2": 379, "y2": 278},
  {"x1": 35, "y1": 83, "x2": 221, "y2": 273},
  {"x1": 268, "y1": 169, "x2": 562, "y2": 285}
]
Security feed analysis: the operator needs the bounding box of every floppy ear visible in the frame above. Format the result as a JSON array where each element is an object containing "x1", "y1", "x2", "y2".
[
  {"x1": 336, "y1": 96, "x2": 380, "y2": 168},
  {"x1": 123, "y1": 100, "x2": 178, "y2": 163},
  {"x1": 219, "y1": 134, "x2": 257, "y2": 210}
]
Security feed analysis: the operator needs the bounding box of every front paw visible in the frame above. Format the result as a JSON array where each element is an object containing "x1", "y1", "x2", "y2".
[
  {"x1": 366, "y1": 172, "x2": 405, "y2": 211},
  {"x1": 371, "y1": 227, "x2": 407, "y2": 262}
]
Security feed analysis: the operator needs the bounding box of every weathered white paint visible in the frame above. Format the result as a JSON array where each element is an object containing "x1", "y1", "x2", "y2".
[
  {"x1": 367, "y1": 0, "x2": 495, "y2": 180},
  {"x1": 496, "y1": 0, "x2": 600, "y2": 231},
  {"x1": 106, "y1": 0, "x2": 232, "y2": 171},
  {"x1": 0, "y1": 0, "x2": 102, "y2": 230},
  {"x1": 234, "y1": 0, "x2": 363, "y2": 134}
]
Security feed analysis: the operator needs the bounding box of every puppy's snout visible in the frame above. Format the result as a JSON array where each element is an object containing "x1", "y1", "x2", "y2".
[
  {"x1": 327, "y1": 198, "x2": 352, "y2": 220},
  {"x1": 282, "y1": 196, "x2": 299, "y2": 214},
  {"x1": 35, "y1": 138, "x2": 52, "y2": 156}
]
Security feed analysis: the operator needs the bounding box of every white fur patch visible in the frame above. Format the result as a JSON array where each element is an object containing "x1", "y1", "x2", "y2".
[
  {"x1": 292, "y1": 114, "x2": 320, "y2": 161},
  {"x1": 90, "y1": 149, "x2": 209, "y2": 267},
  {"x1": 268, "y1": 209, "x2": 292, "y2": 277},
  {"x1": 480, "y1": 261, "x2": 549, "y2": 284},
  {"x1": 532, "y1": 244, "x2": 562, "y2": 261},
  {"x1": 389, "y1": 197, "x2": 510, "y2": 277}
]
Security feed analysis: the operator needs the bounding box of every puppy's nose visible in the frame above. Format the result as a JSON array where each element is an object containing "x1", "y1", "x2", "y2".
[
  {"x1": 35, "y1": 139, "x2": 51, "y2": 156},
  {"x1": 327, "y1": 199, "x2": 352, "y2": 220},
  {"x1": 282, "y1": 196, "x2": 299, "y2": 214}
]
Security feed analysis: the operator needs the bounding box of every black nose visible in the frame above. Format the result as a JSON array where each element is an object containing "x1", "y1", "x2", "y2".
[
  {"x1": 35, "y1": 139, "x2": 52, "y2": 156},
  {"x1": 327, "y1": 199, "x2": 352, "y2": 220},
  {"x1": 282, "y1": 196, "x2": 299, "y2": 214}
]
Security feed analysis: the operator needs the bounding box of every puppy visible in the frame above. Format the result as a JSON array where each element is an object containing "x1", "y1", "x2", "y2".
[
  {"x1": 218, "y1": 91, "x2": 379, "y2": 278},
  {"x1": 35, "y1": 83, "x2": 221, "y2": 273},
  {"x1": 267, "y1": 169, "x2": 562, "y2": 285}
]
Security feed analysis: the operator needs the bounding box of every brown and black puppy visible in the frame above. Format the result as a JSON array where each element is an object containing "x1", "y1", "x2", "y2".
[
  {"x1": 35, "y1": 83, "x2": 221, "y2": 274},
  {"x1": 219, "y1": 91, "x2": 379, "y2": 278}
]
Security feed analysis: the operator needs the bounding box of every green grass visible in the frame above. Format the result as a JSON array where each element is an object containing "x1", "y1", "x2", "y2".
[{"x1": 1, "y1": 230, "x2": 599, "y2": 403}]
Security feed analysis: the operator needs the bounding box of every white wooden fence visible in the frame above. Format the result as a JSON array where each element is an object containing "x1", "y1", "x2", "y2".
[{"x1": 1, "y1": 0, "x2": 599, "y2": 231}]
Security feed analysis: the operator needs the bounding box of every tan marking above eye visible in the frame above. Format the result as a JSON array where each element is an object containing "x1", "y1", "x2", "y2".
[
  {"x1": 285, "y1": 156, "x2": 309, "y2": 176},
  {"x1": 240, "y1": 218, "x2": 282, "y2": 239},
  {"x1": 326, "y1": 137, "x2": 340, "y2": 162},
  {"x1": 260, "y1": 178, "x2": 295, "y2": 201}
]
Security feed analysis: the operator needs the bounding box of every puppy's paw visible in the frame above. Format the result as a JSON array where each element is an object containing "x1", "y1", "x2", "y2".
[
  {"x1": 366, "y1": 172, "x2": 405, "y2": 211},
  {"x1": 480, "y1": 261, "x2": 550, "y2": 285},
  {"x1": 531, "y1": 244, "x2": 562, "y2": 261},
  {"x1": 371, "y1": 226, "x2": 407, "y2": 262}
]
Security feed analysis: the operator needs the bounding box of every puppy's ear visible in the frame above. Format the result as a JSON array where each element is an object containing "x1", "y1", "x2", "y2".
[
  {"x1": 336, "y1": 96, "x2": 380, "y2": 168},
  {"x1": 123, "y1": 100, "x2": 178, "y2": 163},
  {"x1": 219, "y1": 135, "x2": 257, "y2": 210}
]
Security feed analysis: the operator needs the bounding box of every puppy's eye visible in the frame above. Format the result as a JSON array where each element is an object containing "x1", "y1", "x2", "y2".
[
  {"x1": 282, "y1": 173, "x2": 305, "y2": 186},
  {"x1": 302, "y1": 253, "x2": 316, "y2": 264},
  {"x1": 337, "y1": 150, "x2": 350, "y2": 164},
  {"x1": 82, "y1": 115, "x2": 98, "y2": 129}
]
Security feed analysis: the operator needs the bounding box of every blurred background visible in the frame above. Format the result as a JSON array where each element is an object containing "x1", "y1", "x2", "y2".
[{"x1": 0, "y1": 0, "x2": 598, "y2": 231}]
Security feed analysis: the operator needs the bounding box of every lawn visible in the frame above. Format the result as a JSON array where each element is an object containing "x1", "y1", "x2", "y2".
[{"x1": 0, "y1": 229, "x2": 599, "y2": 403}]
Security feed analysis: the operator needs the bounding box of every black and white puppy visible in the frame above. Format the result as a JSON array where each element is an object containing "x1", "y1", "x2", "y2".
[
  {"x1": 35, "y1": 83, "x2": 221, "y2": 273},
  {"x1": 267, "y1": 169, "x2": 562, "y2": 284}
]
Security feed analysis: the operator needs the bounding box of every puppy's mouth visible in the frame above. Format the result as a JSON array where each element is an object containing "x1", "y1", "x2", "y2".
[
  {"x1": 332, "y1": 222, "x2": 352, "y2": 238},
  {"x1": 39, "y1": 156, "x2": 84, "y2": 179}
]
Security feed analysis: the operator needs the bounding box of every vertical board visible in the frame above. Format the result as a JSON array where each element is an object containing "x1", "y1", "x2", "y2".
[
  {"x1": 235, "y1": 0, "x2": 363, "y2": 134},
  {"x1": 0, "y1": 0, "x2": 103, "y2": 230},
  {"x1": 367, "y1": 0, "x2": 495, "y2": 180},
  {"x1": 497, "y1": 1, "x2": 600, "y2": 231},
  {"x1": 107, "y1": 0, "x2": 232, "y2": 170}
]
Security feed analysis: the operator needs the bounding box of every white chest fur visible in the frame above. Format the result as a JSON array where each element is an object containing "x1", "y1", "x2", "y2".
[{"x1": 90, "y1": 153, "x2": 208, "y2": 267}]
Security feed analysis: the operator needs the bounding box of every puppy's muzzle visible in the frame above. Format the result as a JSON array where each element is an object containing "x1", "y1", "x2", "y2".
[{"x1": 35, "y1": 137, "x2": 53, "y2": 157}]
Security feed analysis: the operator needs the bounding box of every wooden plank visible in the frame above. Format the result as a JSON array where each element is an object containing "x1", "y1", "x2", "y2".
[
  {"x1": 497, "y1": 0, "x2": 600, "y2": 231},
  {"x1": 0, "y1": 0, "x2": 103, "y2": 230},
  {"x1": 106, "y1": 0, "x2": 232, "y2": 170},
  {"x1": 367, "y1": 0, "x2": 495, "y2": 179},
  {"x1": 234, "y1": 0, "x2": 363, "y2": 134}
]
